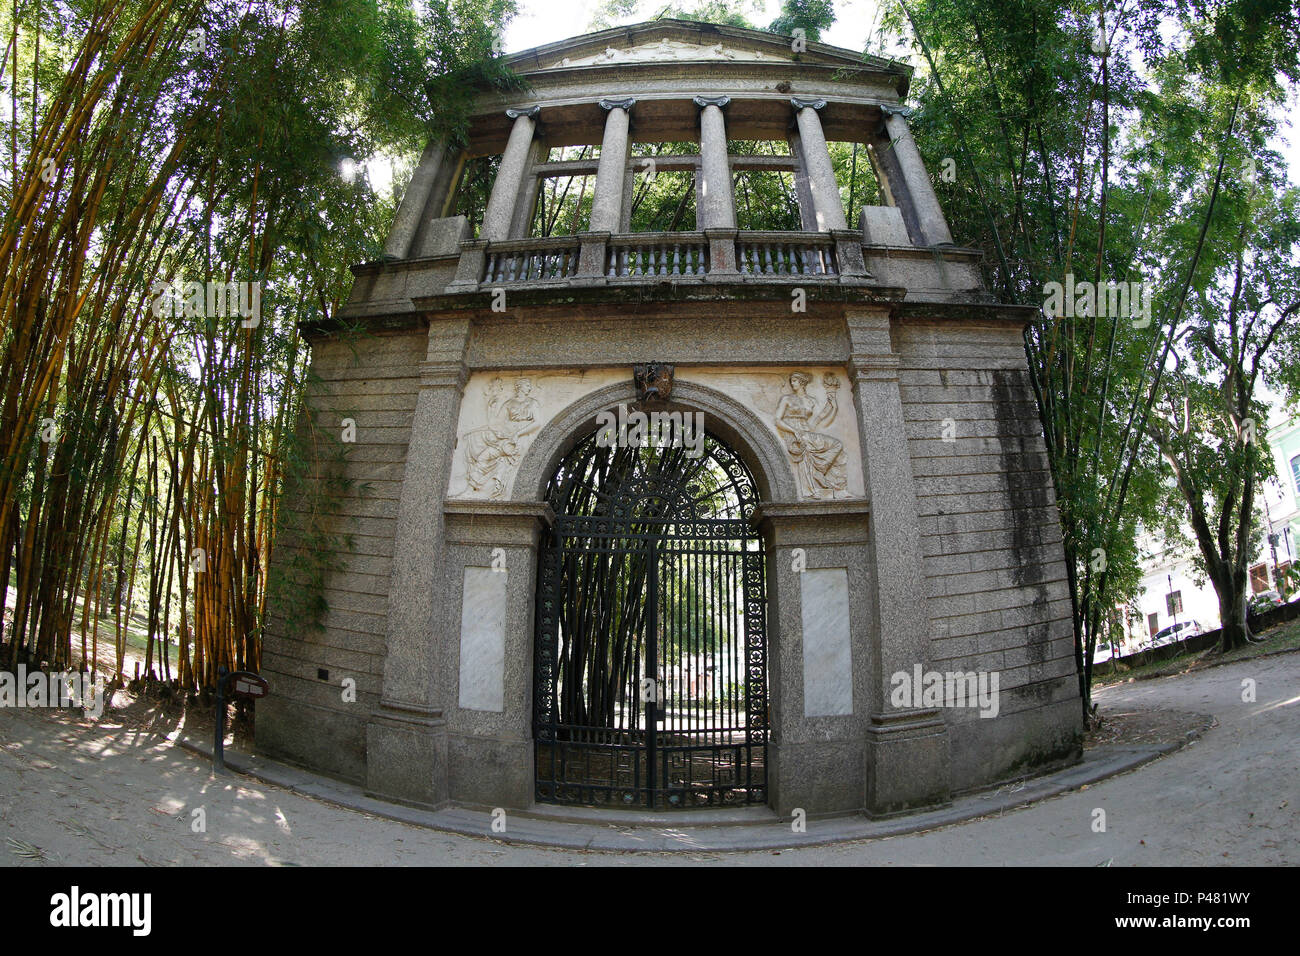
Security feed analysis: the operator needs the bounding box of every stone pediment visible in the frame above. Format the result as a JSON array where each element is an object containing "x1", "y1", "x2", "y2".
[
  {"x1": 547, "y1": 37, "x2": 795, "y2": 68},
  {"x1": 509, "y1": 18, "x2": 906, "y2": 79}
]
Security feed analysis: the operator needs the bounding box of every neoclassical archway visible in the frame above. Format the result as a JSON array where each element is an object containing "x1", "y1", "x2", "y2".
[
  {"x1": 511, "y1": 378, "x2": 801, "y2": 507},
  {"x1": 502, "y1": 379, "x2": 799, "y2": 809},
  {"x1": 531, "y1": 419, "x2": 770, "y2": 808}
]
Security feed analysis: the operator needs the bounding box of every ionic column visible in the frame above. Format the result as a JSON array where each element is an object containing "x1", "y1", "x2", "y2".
[
  {"x1": 791, "y1": 97, "x2": 847, "y2": 232},
  {"x1": 879, "y1": 104, "x2": 953, "y2": 246},
  {"x1": 385, "y1": 138, "x2": 448, "y2": 258},
  {"x1": 481, "y1": 106, "x2": 540, "y2": 241},
  {"x1": 589, "y1": 98, "x2": 635, "y2": 233},
  {"x1": 693, "y1": 96, "x2": 736, "y2": 230}
]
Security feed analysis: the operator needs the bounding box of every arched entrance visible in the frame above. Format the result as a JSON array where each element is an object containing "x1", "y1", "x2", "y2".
[{"x1": 533, "y1": 426, "x2": 768, "y2": 809}]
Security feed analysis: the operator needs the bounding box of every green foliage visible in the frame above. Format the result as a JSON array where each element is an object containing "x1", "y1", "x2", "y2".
[
  {"x1": 883, "y1": 0, "x2": 1299, "y2": 695},
  {"x1": 768, "y1": 0, "x2": 836, "y2": 40}
]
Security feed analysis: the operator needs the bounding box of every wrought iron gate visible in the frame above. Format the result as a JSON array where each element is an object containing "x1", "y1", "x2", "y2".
[{"x1": 534, "y1": 428, "x2": 768, "y2": 808}]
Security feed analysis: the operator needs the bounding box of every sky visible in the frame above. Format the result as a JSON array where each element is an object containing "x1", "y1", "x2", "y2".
[{"x1": 501, "y1": 0, "x2": 893, "y2": 53}]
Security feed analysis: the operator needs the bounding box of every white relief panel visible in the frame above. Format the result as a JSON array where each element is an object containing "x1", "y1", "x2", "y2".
[{"x1": 445, "y1": 366, "x2": 866, "y2": 501}]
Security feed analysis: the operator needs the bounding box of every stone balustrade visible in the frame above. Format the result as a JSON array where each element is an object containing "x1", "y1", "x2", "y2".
[
  {"x1": 482, "y1": 236, "x2": 582, "y2": 283},
  {"x1": 464, "y1": 231, "x2": 855, "y2": 287},
  {"x1": 736, "y1": 232, "x2": 838, "y2": 277}
]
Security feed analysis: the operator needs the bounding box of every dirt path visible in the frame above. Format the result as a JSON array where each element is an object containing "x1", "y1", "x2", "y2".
[{"x1": 1, "y1": 652, "x2": 1296, "y2": 866}]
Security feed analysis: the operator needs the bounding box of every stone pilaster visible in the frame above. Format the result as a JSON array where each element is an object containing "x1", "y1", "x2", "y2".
[
  {"x1": 442, "y1": 501, "x2": 553, "y2": 809},
  {"x1": 481, "y1": 106, "x2": 540, "y2": 241},
  {"x1": 791, "y1": 98, "x2": 848, "y2": 232},
  {"x1": 365, "y1": 319, "x2": 472, "y2": 808},
  {"x1": 757, "y1": 500, "x2": 873, "y2": 817},
  {"x1": 846, "y1": 309, "x2": 951, "y2": 815},
  {"x1": 693, "y1": 96, "x2": 736, "y2": 230},
  {"x1": 590, "y1": 98, "x2": 635, "y2": 233}
]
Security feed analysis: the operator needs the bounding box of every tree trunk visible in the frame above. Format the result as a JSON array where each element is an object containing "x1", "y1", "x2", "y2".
[{"x1": 1216, "y1": 571, "x2": 1251, "y2": 652}]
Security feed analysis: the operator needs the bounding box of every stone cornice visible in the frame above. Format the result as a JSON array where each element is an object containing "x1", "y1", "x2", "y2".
[
  {"x1": 419, "y1": 360, "x2": 469, "y2": 390},
  {"x1": 754, "y1": 499, "x2": 871, "y2": 522},
  {"x1": 444, "y1": 500, "x2": 556, "y2": 527}
]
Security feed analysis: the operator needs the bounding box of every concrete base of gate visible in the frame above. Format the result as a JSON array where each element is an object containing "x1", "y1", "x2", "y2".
[{"x1": 179, "y1": 717, "x2": 1211, "y2": 852}]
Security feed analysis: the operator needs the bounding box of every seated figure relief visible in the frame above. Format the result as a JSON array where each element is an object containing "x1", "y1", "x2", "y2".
[{"x1": 458, "y1": 377, "x2": 541, "y2": 498}]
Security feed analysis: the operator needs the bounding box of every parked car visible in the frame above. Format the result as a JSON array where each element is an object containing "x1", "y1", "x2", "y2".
[
  {"x1": 1248, "y1": 590, "x2": 1286, "y2": 613},
  {"x1": 1151, "y1": 620, "x2": 1202, "y2": 647},
  {"x1": 1092, "y1": 643, "x2": 1115, "y2": 665}
]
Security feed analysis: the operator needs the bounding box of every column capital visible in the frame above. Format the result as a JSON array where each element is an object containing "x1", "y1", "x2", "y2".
[
  {"x1": 879, "y1": 103, "x2": 915, "y2": 119},
  {"x1": 692, "y1": 94, "x2": 731, "y2": 110},
  {"x1": 847, "y1": 352, "x2": 901, "y2": 384},
  {"x1": 599, "y1": 97, "x2": 636, "y2": 112},
  {"x1": 790, "y1": 96, "x2": 827, "y2": 111},
  {"x1": 504, "y1": 105, "x2": 540, "y2": 120},
  {"x1": 419, "y1": 360, "x2": 469, "y2": 391}
]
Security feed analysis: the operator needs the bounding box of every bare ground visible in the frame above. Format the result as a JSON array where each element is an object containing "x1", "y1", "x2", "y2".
[{"x1": 1, "y1": 649, "x2": 1296, "y2": 866}]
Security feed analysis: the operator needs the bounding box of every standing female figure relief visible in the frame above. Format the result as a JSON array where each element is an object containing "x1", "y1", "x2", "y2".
[{"x1": 774, "y1": 371, "x2": 847, "y2": 498}]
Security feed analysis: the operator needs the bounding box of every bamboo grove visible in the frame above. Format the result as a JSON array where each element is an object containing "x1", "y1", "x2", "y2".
[
  {"x1": 0, "y1": 0, "x2": 518, "y2": 692},
  {"x1": 882, "y1": 0, "x2": 1300, "y2": 713},
  {"x1": 3, "y1": 0, "x2": 1298, "y2": 717}
]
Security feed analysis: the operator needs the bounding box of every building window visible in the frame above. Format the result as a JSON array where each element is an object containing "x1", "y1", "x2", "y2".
[
  {"x1": 1147, "y1": 612, "x2": 1159, "y2": 637},
  {"x1": 828, "y1": 140, "x2": 882, "y2": 225},
  {"x1": 447, "y1": 153, "x2": 502, "y2": 237},
  {"x1": 1250, "y1": 563, "x2": 1270, "y2": 593},
  {"x1": 528, "y1": 144, "x2": 599, "y2": 237},
  {"x1": 1166, "y1": 590, "x2": 1183, "y2": 616},
  {"x1": 1291, "y1": 455, "x2": 1300, "y2": 496}
]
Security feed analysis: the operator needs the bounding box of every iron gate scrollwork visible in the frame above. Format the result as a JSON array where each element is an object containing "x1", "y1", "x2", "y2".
[{"x1": 534, "y1": 427, "x2": 768, "y2": 808}]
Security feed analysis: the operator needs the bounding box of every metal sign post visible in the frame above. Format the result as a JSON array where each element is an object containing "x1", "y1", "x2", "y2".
[{"x1": 213, "y1": 667, "x2": 269, "y2": 774}]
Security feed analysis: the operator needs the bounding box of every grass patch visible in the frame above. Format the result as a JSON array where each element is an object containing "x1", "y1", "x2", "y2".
[{"x1": 1092, "y1": 616, "x2": 1300, "y2": 687}]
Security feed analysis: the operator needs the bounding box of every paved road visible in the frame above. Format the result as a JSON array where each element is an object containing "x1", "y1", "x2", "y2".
[{"x1": 1, "y1": 652, "x2": 1295, "y2": 865}]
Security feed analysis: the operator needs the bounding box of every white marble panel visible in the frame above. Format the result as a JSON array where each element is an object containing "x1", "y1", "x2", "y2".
[
  {"x1": 800, "y1": 567, "x2": 854, "y2": 717},
  {"x1": 458, "y1": 567, "x2": 508, "y2": 712},
  {"x1": 446, "y1": 365, "x2": 867, "y2": 502}
]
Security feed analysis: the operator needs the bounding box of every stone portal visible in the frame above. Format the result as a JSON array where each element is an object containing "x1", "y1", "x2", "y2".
[{"x1": 257, "y1": 18, "x2": 1083, "y2": 817}]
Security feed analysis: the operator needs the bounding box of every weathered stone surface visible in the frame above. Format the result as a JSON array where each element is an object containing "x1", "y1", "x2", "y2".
[
  {"x1": 256, "y1": 18, "x2": 1082, "y2": 819},
  {"x1": 861, "y1": 204, "x2": 911, "y2": 245}
]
